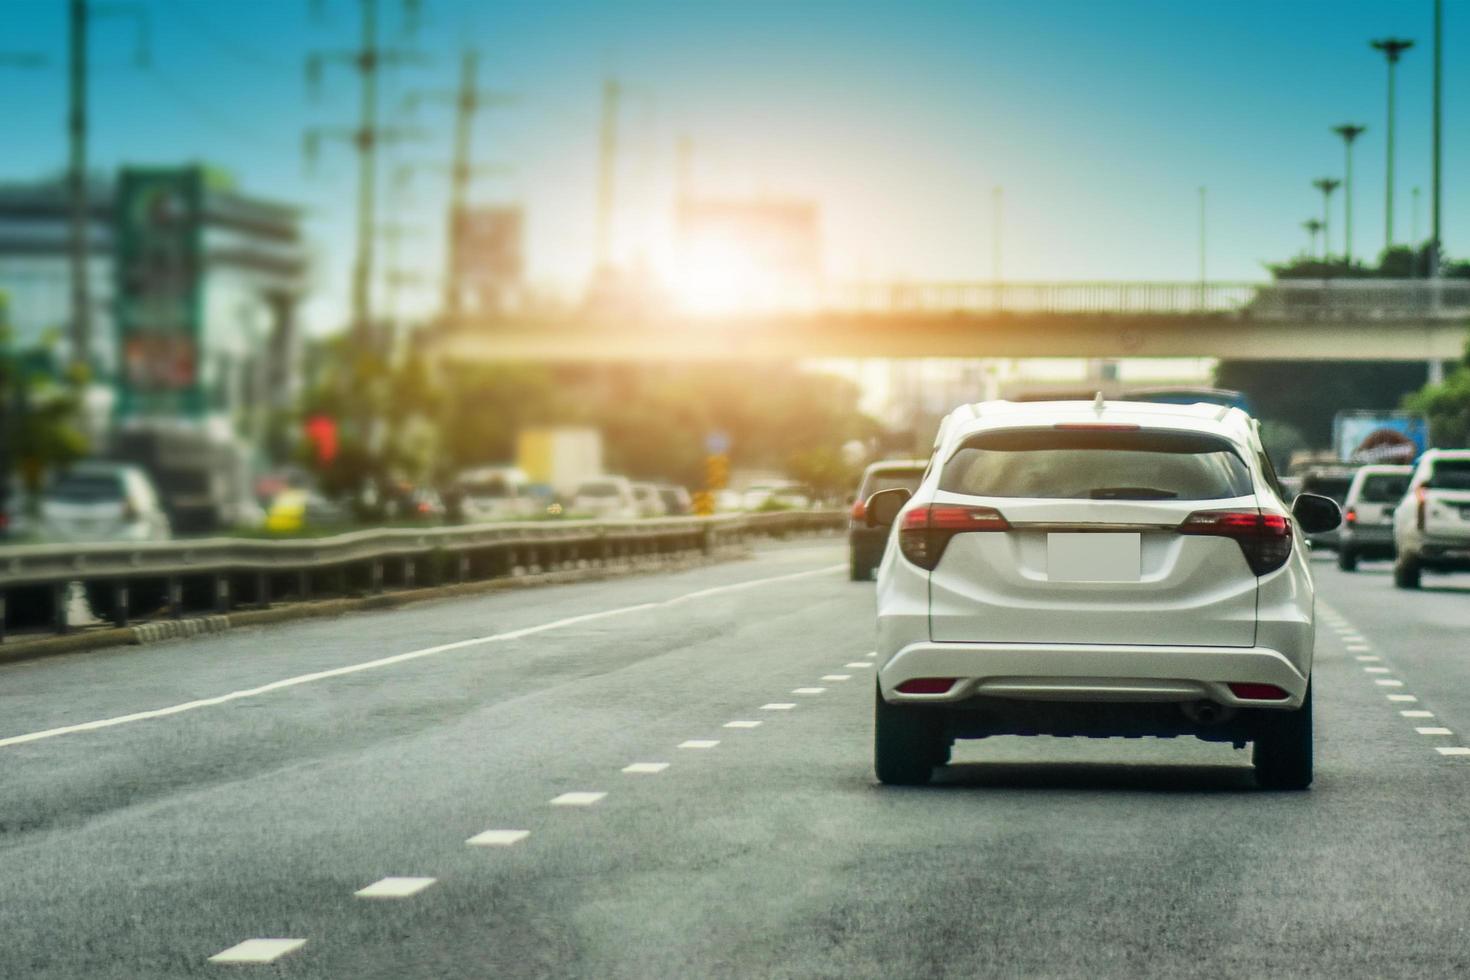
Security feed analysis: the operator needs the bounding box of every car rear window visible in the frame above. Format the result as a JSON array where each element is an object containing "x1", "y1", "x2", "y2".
[
  {"x1": 1359, "y1": 474, "x2": 1411, "y2": 503},
  {"x1": 939, "y1": 428, "x2": 1252, "y2": 500},
  {"x1": 1301, "y1": 475, "x2": 1353, "y2": 503},
  {"x1": 48, "y1": 473, "x2": 126, "y2": 503},
  {"x1": 1428, "y1": 460, "x2": 1470, "y2": 491},
  {"x1": 862, "y1": 469, "x2": 924, "y2": 496}
]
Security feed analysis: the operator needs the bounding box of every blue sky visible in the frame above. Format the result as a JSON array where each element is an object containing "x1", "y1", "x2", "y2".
[{"x1": 0, "y1": 0, "x2": 1461, "y2": 329}]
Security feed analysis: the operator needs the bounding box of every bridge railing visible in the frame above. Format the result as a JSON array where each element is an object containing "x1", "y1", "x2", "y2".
[{"x1": 822, "y1": 279, "x2": 1470, "y2": 319}]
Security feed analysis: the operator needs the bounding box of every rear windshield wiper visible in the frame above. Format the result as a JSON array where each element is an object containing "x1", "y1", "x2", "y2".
[{"x1": 1087, "y1": 487, "x2": 1180, "y2": 499}]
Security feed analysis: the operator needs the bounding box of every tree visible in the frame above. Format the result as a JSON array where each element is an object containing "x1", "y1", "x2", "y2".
[
  {"x1": 0, "y1": 316, "x2": 89, "y2": 521},
  {"x1": 1404, "y1": 340, "x2": 1470, "y2": 447}
]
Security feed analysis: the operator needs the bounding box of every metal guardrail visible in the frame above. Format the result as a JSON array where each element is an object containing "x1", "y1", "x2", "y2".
[
  {"x1": 0, "y1": 511, "x2": 845, "y2": 639},
  {"x1": 823, "y1": 279, "x2": 1470, "y2": 319}
]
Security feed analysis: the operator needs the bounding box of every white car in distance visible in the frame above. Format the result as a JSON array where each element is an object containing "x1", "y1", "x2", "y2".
[
  {"x1": 570, "y1": 477, "x2": 638, "y2": 519},
  {"x1": 865, "y1": 399, "x2": 1340, "y2": 790},
  {"x1": 40, "y1": 462, "x2": 172, "y2": 543},
  {"x1": 1391, "y1": 449, "x2": 1470, "y2": 588}
]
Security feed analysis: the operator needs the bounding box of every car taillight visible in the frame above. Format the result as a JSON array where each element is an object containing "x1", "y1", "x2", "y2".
[
  {"x1": 1344, "y1": 508, "x2": 1357, "y2": 525},
  {"x1": 1178, "y1": 510, "x2": 1292, "y2": 576},
  {"x1": 850, "y1": 498, "x2": 866, "y2": 521},
  {"x1": 898, "y1": 504, "x2": 1008, "y2": 570},
  {"x1": 1416, "y1": 485, "x2": 1427, "y2": 530}
]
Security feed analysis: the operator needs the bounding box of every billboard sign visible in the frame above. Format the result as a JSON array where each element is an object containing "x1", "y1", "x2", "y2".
[
  {"x1": 1333, "y1": 411, "x2": 1430, "y2": 465},
  {"x1": 114, "y1": 167, "x2": 204, "y2": 415},
  {"x1": 451, "y1": 205, "x2": 523, "y2": 313}
]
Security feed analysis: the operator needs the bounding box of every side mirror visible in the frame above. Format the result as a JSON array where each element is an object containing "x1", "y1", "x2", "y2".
[
  {"x1": 865, "y1": 487, "x2": 911, "y2": 528},
  {"x1": 1291, "y1": 492, "x2": 1341, "y2": 535}
]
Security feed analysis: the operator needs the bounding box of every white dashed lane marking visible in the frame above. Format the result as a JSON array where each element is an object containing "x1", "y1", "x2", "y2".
[
  {"x1": 1402, "y1": 710, "x2": 1436, "y2": 718},
  {"x1": 550, "y1": 792, "x2": 606, "y2": 807},
  {"x1": 678, "y1": 740, "x2": 719, "y2": 750},
  {"x1": 622, "y1": 762, "x2": 669, "y2": 774},
  {"x1": 760, "y1": 703, "x2": 796, "y2": 711},
  {"x1": 1389, "y1": 694, "x2": 1419, "y2": 702},
  {"x1": 466, "y1": 829, "x2": 529, "y2": 847},
  {"x1": 1436, "y1": 747, "x2": 1470, "y2": 757},
  {"x1": 1375, "y1": 679, "x2": 1406, "y2": 687},
  {"x1": 1364, "y1": 667, "x2": 1391, "y2": 674},
  {"x1": 208, "y1": 939, "x2": 306, "y2": 964},
  {"x1": 1416, "y1": 727, "x2": 1455, "y2": 736},
  {"x1": 723, "y1": 720, "x2": 762, "y2": 729},
  {"x1": 864, "y1": 652, "x2": 877, "y2": 658},
  {"x1": 355, "y1": 877, "x2": 436, "y2": 899},
  {"x1": 821, "y1": 675, "x2": 851, "y2": 682},
  {"x1": 1355, "y1": 655, "x2": 1381, "y2": 662},
  {"x1": 792, "y1": 687, "x2": 826, "y2": 695},
  {"x1": 844, "y1": 662, "x2": 872, "y2": 669}
]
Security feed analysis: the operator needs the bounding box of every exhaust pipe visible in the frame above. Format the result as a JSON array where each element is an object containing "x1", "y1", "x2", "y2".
[{"x1": 1181, "y1": 700, "x2": 1235, "y2": 725}]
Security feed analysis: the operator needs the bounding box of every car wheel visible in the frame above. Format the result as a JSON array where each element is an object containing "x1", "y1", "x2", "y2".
[
  {"x1": 1252, "y1": 683, "x2": 1313, "y2": 791},
  {"x1": 849, "y1": 553, "x2": 872, "y2": 581},
  {"x1": 1393, "y1": 553, "x2": 1422, "y2": 589},
  {"x1": 874, "y1": 683, "x2": 945, "y2": 786},
  {"x1": 1337, "y1": 548, "x2": 1358, "y2": 572}
]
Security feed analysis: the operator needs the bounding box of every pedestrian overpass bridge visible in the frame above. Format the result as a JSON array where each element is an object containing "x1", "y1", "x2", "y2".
[{"x1": 429, "y1": 280, "x2": 1470, "y2": 364}]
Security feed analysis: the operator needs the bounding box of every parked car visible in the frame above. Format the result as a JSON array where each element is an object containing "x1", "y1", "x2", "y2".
[
  {"x1": 1392, "y1": 449, "x2": 1470, "y2": 588},
  {"x1": 656, "y1": 484, "x2": 694, "y2": 516},
  {"x1": 571, "y1": 476, "x2": 638, "y2": 519},
  {"x1": 456, "y1": 466, "x2": 538, "y2": 522},
  {"x1": 39, "y1": 462, "x2": 172, "y2": 543},
  {"x1": 631, "y1": 482, "x2": 669, "y2": 518},
  {"x1": 864, "y1": 399, "x2": 1338, "y2": 789},
  {"x1": 1337, "y1": 464, "x2": 1413, "y2": 571},
  {"x1": 848, "y1": 458, "x2": 928, "y2": 580},
  {"x1": 263, "y1": 488, "x2": 349, "y2": 534}
]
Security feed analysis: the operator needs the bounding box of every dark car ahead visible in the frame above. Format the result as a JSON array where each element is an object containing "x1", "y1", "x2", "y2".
[{"x1": 848, "y1": 458, "x2": 928, "y2": 580}]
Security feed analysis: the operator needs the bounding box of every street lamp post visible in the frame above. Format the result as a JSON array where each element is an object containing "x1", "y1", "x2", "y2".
[
  {"x1": 1332, "y1": 124, "x2": 1366, "y2": 266},
  {"x1": 1370, "y1": 36, "x2": 1414, "y2": 252},
  {"x1": 1312, "y1": 178, "x2": 1341, "y2": 263}
]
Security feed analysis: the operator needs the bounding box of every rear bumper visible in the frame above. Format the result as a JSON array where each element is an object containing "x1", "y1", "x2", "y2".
[{"x1": 878, "y1": 640, "x2": 1309, "y2": 709}]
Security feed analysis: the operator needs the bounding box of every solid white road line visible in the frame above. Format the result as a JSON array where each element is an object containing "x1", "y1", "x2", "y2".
[
  {"x1": 678, "y1": 739, "x2": 719, "y2": 749},
  {"x1": 723, "y1": 720, "x2": 762, "y2": 729},
  {"x1": 1435, "y1": 747, "x2": 1470, "y2": 756},
  {"x1": 821, "y1": 675, "x2": 851, "y2": 681},
  {"x1": 1402, "y1": 710, "x2": 1436, "y2": 718},
  {"x1": 760, "y1": 703, "x2": 796, "y2": 711},
  {"x1": 550, "y1": 792, "x2": 606, "y2": 806},
  {"x1": 208, "y1": 939, "x2": 306, "y2": 964},
  {"x1": 356, "y1": 877, "x2": 436, "y2": 898},
  {"x1": 622, "y1": 762, "x2": 669, "y2": 774},
  {"x1": 792, "y1": 687, "x2": 826, "y2": 695},
  {"x1": 1375, "y1": 679, "x2": 1406, "y2": 687},
  {"x1": 1388, "y1": 694, "x2": 1418, "y2": 702},
  {"x1": 0, "y1": 563, "x2": 845, "y2": 751},
  {"x1": 466, "y1": 829, "x2": 530, "y2": 847},
  {"x1": 1416, "y1": 727, "x2": 1455, "y2": 736}
]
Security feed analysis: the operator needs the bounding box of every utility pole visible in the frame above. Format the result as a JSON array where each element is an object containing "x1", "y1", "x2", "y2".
[
  {"x1": 1371, "y1": 36, "x2": 1414, "y2": 252},
  {"x1": 67, "y1": 0, "x2": 89, "y2": 370},
  {"x1": 305, "y1": 0, "x2": 427, "y2": 343},
  {"x1": 1303, "y1": 219, "x2": 1324, "y2": 259},
  {"x1": 595, "y1": 77, "x2": 621, "y2": 273},
  {"x1": 1412, "y1": 185, "x2": 1422, "y2": 246},
  {"x1": 402, "y1": 50, "x2": 516, "y2": 318},
  {"x1": 1312, "y1": 178, "x2": 1341, "y2": 262},
  {"x1": 1332, "y1": 124, "x2": 1366, "y2": 265},
  {"x1": 1430, "y1": 0, "x2": 1443, "y2": 279}
]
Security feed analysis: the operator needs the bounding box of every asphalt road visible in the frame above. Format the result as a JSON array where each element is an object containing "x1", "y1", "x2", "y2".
[{"x1": 3, "y1": 540, "x2": 1470, "y2": 978}]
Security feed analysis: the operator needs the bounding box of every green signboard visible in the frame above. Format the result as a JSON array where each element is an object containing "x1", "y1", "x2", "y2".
[{"x1": 114, "y1": 167, "x2": 204, "y2": 416}]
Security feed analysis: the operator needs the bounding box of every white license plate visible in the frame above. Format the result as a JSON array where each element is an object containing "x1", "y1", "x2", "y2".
[{"x1": 1046, "y1": 533, "x2": 1141, "y2": 582}]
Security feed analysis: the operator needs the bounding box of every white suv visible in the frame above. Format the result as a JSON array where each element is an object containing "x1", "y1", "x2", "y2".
[
  {"x1": 864, "y1": 399, "x2": 1340, "y2": 790},
  {"x1": 1391, "y1": 449, "x2": 1470, "y2": 588}
]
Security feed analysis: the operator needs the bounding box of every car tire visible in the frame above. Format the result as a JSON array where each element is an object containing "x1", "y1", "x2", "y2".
[
  {"x1": 1337, "y1": 548, "x2": 1358, "y2": 572},
  {"x1": 874, "y1": 684, "x2": 945, "y2": 786},
  {"x1": 1252, "y1": 683, "x2": 1313, "y2": 791},
  {"x1": 849, "y1": 553, "x2": 872, "y2": 582},
  {"x1": 1393, "y1": 553, "x2": 1422, "y2": 589}
]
